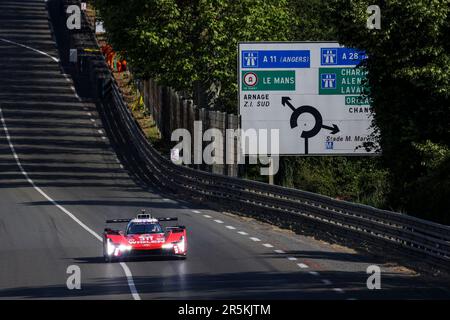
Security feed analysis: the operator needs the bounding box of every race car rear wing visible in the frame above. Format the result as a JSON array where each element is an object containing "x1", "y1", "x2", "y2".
[
  {"x1": 105, "y1": 217, "x2": 178, "y2": 223},
  {"x1": 106, "y1": 218, "x2": 132, "y2": 223},
  {"x1": 166, "y1": 226, "x2": 186, "y2": 233},
  {"x1": 157, "y1": 217, "x2": 178, "y2": 222}
]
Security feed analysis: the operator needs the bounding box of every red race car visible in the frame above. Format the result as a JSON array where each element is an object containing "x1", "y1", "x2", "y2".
[{"x1": 103, "y1": 211, "x2": 187, "y2": 262}]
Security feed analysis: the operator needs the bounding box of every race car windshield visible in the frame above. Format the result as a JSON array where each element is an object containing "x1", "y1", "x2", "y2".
[{"x1": 127, "y1": 223, "x2": 162, "y2": 235}]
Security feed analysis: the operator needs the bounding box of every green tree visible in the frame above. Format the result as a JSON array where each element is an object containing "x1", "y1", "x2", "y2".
[
  {"x1": 275, "y1": 0, "x2": 389, "y2": 209},
  {"x1": 95, "y1": 0, "x2": 447, "y2": 223},
  {"x1": 289, "y1": 0, "x2": 337, "y2": 41},
  {"x1": 95, "y1": 0, "x2": 292, "y2": 111},
  {"x1": 325, "y1": 0, "x2": 450, "y2": 223},
  {"x1": 94, "y1": 0, "x2": 194, "y2": 88}
]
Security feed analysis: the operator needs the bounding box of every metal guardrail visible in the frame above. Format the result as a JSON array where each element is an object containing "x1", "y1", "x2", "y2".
[
  {"x1": 95, "y1": 77, "x2": 450, "y2": 272},
  {"x1": 48, "y1": 0, "x2": 449, "y2": 274}
]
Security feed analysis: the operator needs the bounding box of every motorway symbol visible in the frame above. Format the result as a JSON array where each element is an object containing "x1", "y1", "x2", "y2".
[
  {"x1": 320, "y1": 73, "x2": 336, "y2": 89},
  {"x1": 321, "y1": 49, "x2": 337, "y2": 65},
  {"x1": 242, "y1": 51, "x2": 258, "y2": 67},
  {"x1": 282, "y1": 97, "x2": 340, "y2": 154}
]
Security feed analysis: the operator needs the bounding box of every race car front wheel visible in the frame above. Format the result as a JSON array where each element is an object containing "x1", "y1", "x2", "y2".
[{"x1": 177, "y1": 253, "x2": 187, "y2": 260}]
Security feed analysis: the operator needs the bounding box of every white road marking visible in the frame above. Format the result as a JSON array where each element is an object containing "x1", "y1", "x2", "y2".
[
  {"x1": 297, "y1": 263, "x2": 309, "y2": 269},
  {"x1": 1, "y1": 104, "x2": 140, "y2": 299},
  {"x1": 0, "y1": 38, "x2": 59, "y2": 62},
  {"x1": 322, "y1": 279, "x2": 332, "y2": 285},
  {"x1": 274, "y1": 249, "x2": 285, "y2": 254},
  {"x1": 262, "y1": 243, "x2": 274, "y2": 248},
  {"x1": 225, "y1": 226, "x2": 236, "y2": 230},
  {"x1": 214, "y1": 220, "x2": 224, "y2": 224},
  {"x1": 333, "y1": 288, "x2": 345, "y2": 294},
  {"x1": 237, "y1": 231, "x2": 248, "y2": 235},
  {"x1": 119, "y1": 263, "x2": 141, "y2": 300},
  {"x1": 191, "y1": 210, "x2": 201, "y2": 214},
  {"x1": 250, "y1": 237, "x2": 261, "y2": 242},
  {"x1": 1, "y1": 126, "x2": 103, "y2": 242},
  {"x1": 309, "y1": 271, "x2": 320, "y2": 276},
  {"x1": 288, "y1": 257, "x2": 297, "y2": 261},
  {"x1": 203, "y1": 214, "x2": 212, "y2": 218}
]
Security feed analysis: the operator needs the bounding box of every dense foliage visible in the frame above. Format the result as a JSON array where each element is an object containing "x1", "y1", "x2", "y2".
[
  {"x1": 94, "y1": 0, "x2": 449, "y2": 224},
  {"x1": 95, "y1": 0, "x2": 293, "y2": 110},
  {"x1": 326, "y1": 0, "x2": 450, "y2": 223}
]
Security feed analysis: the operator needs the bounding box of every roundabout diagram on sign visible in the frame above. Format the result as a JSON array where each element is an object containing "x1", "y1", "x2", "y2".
[{"x1": 281, "y1": 96, "x2": 340, "y2": 154}]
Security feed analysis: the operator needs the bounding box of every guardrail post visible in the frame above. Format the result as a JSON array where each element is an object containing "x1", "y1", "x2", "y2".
[
  {"x1": 198, "y1": 108, "x2": 207, "y2": 172},
  {"x1": 156, "y1": 84, "x2": 163, "y2": 132},
  {"x1": 182, "y1": 100, "x2": 188, "y2": 130},
  {"x1": 226, "y1": 113, "x2": 239, "y2": 177},
  {"x1": 161, "y1": 86, "x2": 171, "y2": 143},
  {"x1": 187, "y1": 100, "x2": 195, "y2": 168},
  {"x1": 172, "y1": 90, "x2": 180, "y2": 131},
  {"x1": 143, "y1": 79, "x2": 149, "y2": 114}
]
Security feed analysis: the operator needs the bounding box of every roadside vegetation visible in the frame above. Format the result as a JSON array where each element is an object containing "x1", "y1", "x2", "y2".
[{"x1": 94, "y1": 0, "x2": 449, "y2": 224}]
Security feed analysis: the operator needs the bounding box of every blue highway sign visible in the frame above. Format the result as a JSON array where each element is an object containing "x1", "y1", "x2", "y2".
[
  {"x1": 321, "y1": 47, "x2": 367, "y2": 66},
  {"x1": 242, "y1": 50, "x2": 310, "y2": 69}
]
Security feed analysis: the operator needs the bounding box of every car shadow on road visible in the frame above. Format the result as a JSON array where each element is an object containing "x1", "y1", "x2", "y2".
[
  {"x1": 70, "y1": 255, "x2": 185, "y2": 264},
  {"x1": 0, "y1": 269, "x2": 448, "y2": 300}
]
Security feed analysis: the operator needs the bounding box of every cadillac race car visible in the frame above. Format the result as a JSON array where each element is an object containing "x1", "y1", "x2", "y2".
[{"x1": 103, "y1": 211, "x2": 187, "y2": 262}]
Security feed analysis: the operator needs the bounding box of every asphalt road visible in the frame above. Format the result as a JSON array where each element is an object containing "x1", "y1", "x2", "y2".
[{"x1": 0, "y1": 0, "x2": 449, "y2": 300}]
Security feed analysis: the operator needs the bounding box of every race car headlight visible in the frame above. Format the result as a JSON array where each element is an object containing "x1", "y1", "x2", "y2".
[
  {"x1": 162, "y1": 243, "x2": 174, "y2": 249},
  {"x1": 106, "y1": 239, "x2": 115, "y2": 255},
  {"x1": 119, "y1": 244, "x2": 132, "y2": 251},
  {"x1": 177, "y1": 236, "x2": 185, "y2": 253}
]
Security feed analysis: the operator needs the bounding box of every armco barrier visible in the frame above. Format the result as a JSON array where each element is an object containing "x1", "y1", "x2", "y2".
[
  {"x1": 99, "y1": 78, "x2": 450, "y2": 272},
  {"x1": 57, "y1": 0, "x2": 450, "y2": 273}
]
